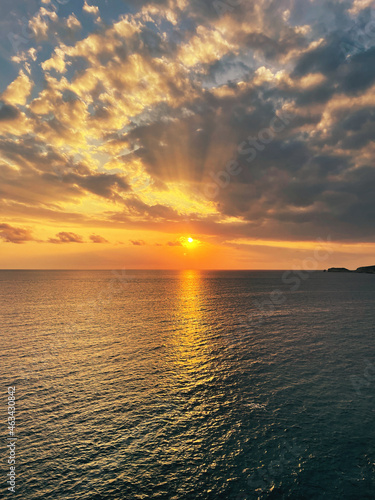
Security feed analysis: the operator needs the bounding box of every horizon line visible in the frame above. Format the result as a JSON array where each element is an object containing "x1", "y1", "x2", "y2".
[{"x1": 0, "y1": 268, "x2": 328, "y2": 272}]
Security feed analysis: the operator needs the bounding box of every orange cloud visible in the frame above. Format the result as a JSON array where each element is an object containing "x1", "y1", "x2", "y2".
[
  {"x1": 90, "y1": 234, "x2": 109, "y2": 243},
  {"x1": 48, "y1": 232, "x2": 84, "y2": 244},
  {"x1": 0, "y1": 224, "x2": 34, "y2": 244},
  {"x1": 130, "y1": 239, "x2": 146, "y2": 246},
  {"x1": 1, "y1": 71, "x2": 33, "y2": 106}
]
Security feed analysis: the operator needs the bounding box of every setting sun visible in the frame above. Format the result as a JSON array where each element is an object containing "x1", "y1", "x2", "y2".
[{"x1": 180, "y1": 236, "x2": 200, "y2": 249}]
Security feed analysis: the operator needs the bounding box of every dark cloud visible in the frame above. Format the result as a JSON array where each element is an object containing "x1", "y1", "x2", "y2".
[
  {"x1": 0, "y1": 133, "x2": 131, "y2": 208},
  {"x1": 139, "y1": 28, "x2": 171, "y2": 58},
  {"x1": 0, "y1": 102, "x2": 19, "y2": 121},
  {"x1": 292, "y1": 37, "x2": 345, "y2": 78},
  {"x1": 311, "y1": 104, "x2": 375, "y2": 152},
  {"x1": 120, "y1": 196, "x2": 181, "y2": 221},
  {"x1": 62, "y1": 173, "x2": 130, "y2": 199},
  {"x1": 295, "y1": 83, "x2": 335, "y2": 106},
  {"x1": 242, "y1": 30, "x2": 307, "y2": 61},
  {"x1": 340, "y1": 47, "x2": 375, "y2": 94}
]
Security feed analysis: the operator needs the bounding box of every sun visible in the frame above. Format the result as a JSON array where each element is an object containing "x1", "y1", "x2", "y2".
[{"x1": 180, "y1": 236, "x2": 200, "y2": 248}]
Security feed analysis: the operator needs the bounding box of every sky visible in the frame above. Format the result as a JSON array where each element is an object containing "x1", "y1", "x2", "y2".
[{"x1": 0, "y1": 0, "x2": 375, "y2": 269}]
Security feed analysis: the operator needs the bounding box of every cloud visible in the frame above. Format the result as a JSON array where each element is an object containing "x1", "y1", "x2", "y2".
[
  {"x1": 29, "y1": 6, "x2": 58, "y2": 40},
  {"x1": 130, "y1": 239, "x2": 146, "y2": 245},
  {"x1": 0, "y1": 224, "x2": 34, "y2": 244},
  {"x1": 167, "y1": 241, "x2": 182, "y2": 246},
  {"x1": 348, "y1": 0, "x2": 374, "y2": 15},
  {"x1": 177, "y1": 25, "x2": 237, "y2": 67},
  {"x1": 83, "y1": 1, "x2": 99, "y2": 15},
  {"x1": 66, "y1": 14, "x2": 81, "y2": 30},
  {"x1": 0, "y1": 102, "x2": 19, "y2": 121},
  {"x1": 118, "y1": 197, "x2": 181, "y2": 221},
  {"x1": 2, "y1": 0, "x2": 375, "y2": 252},
  {"x1": 90, "y1": 234, "x2": 109, "y2": 243},
  {"x1": 61, "y1": 172, "x2": 130, "y2": 199},
  {"x1": 48, "y1": 232, "x2": 84, "y2": 244},
  {"x1": 0, "y1": 131, "x2": 132, "y2": 210},
  {"x1": 340, "y1": 47, "x2": 375, "y2": 94},
  {"x1": 1, "y1": 71, "x2": 33, "y2": 106},
  {"x1": 41, "y1": 47, "x2": 69, "y2": 73}
]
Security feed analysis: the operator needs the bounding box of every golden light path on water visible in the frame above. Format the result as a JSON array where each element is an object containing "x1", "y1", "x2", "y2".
[{"x1": 171, "y1": 270, "x2": 210, "y2": 376}]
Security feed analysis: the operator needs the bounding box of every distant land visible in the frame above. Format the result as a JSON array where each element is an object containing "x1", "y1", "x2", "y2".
[{"x1": 325, "y1": 265, "x2": 375, "y2": 274}]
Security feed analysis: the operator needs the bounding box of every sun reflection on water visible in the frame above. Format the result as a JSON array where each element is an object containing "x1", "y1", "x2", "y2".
[{"x1": 170, "y1": 270, "x2": 211, "y2": 375}]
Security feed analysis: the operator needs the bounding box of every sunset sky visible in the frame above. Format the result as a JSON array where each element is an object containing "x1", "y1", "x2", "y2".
[{"x1": 1, "y1": 0, "x2": 375, "y2": 269}]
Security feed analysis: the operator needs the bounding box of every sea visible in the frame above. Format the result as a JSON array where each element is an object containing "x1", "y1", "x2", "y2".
[{"x1": 0, "y1": 270, "x2": 374, "y2": 499}]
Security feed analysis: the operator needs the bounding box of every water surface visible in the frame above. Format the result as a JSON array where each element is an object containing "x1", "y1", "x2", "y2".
[{"x1": 1, "y1": 270, "x2": 374, "y2": 499}]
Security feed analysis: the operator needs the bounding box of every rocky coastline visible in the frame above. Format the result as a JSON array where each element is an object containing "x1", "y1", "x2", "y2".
[{"x1": 325, "y1": 265, "x2": 375, "y2": 274}]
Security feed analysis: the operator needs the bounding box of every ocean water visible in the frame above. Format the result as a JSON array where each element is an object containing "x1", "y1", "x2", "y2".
[{"x1": 0, "y1": 270, "x2": 375, "y2": 499}]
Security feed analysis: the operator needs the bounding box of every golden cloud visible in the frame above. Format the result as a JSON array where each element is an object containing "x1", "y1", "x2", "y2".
[{"x1": 2, "y1": 71, "x2": 34, "y2": 106}]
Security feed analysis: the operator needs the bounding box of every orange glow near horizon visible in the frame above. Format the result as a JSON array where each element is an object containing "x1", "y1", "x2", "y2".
[{"x1": 2, "y1": 226, "x2": 375, "y2": 270}]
